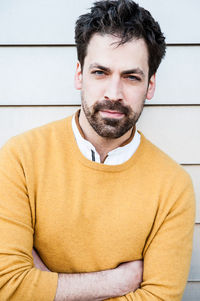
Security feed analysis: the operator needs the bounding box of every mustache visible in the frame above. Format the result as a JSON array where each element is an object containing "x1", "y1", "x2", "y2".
[{"x1": 93, "y1": 100, "x2": 131, "y2": 115}]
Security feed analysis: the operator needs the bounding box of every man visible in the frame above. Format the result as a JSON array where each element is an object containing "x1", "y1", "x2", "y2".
[{"x1": 0, "y1": 0, "x2": 195, "y2": 300}]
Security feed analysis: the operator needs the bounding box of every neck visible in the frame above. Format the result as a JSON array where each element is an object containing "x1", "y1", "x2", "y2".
[{"x1": 79, "y1": 109, "x2": 133, "y2": 163}]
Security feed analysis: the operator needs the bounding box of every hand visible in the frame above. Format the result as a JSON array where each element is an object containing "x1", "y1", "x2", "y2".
[
  {"x1": 114, "y1": 260, "x2": 143, "y2": 296},
  {"x1": 32, "y1": 248, "x2": 50, "y2": 272}
]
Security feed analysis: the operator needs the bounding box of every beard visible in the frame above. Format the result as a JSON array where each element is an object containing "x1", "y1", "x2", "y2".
[{"x1": 81, "y1": 94, "x2": 145, "y2": 139}]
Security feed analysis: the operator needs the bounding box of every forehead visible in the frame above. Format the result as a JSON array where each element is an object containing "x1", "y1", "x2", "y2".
[{"x1": 84, "y1": 34, "x2": 149, "y2": 72}]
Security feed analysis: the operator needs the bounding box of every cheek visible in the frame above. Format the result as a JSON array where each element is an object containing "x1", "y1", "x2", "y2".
[
  {"x1": 124, "y1": 87, "x2": 147, "y2": 106},
  {"x1": 83, "y1": 82, "x2": 104, "y2": 103}
]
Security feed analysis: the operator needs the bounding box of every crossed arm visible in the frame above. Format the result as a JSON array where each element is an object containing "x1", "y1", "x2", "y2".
[{"x1": 32, "y1": 249, "x2": 143, "y2": 301}]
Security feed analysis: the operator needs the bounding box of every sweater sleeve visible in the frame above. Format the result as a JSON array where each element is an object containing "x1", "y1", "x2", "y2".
[
  {"x1": 107, "y1": 173, "x2": 195, "y2": 301},
  {"x1": 0, "y1": 139, "x2": 58, "y2": 301}
]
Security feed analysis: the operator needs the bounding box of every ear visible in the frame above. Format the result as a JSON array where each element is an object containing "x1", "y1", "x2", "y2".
[
  {"x1": 146, "y1": 74, "x2": 156, "y2": 100},
  {"x1": 74, "y1": 61, "x2": 82, "y2": 90}
]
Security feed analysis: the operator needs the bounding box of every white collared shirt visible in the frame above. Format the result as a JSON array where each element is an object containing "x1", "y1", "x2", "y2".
[{"x1": 72, "y1": 114, "x2": 141, "y2": 165}]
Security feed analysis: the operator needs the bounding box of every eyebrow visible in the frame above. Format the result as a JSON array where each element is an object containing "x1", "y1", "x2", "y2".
[
  {"x1": 89, "y1": 63, "x2": 145, "y2": 78},
  {"x1": 89, "y1": 64, "x2": 111, "y2": 72}
]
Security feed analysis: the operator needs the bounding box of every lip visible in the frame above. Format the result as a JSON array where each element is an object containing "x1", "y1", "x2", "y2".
[{"x1": 99, "y1": 110, "x2": 124, "y2": 118}]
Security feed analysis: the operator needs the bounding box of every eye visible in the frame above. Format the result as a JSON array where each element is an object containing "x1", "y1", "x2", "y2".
[
  {"x1": 125, "y1": 75, "x2": 141, "y2": 81},
  {"x1": 91, "y1": 70, "x2": 105, "y2": 76}
]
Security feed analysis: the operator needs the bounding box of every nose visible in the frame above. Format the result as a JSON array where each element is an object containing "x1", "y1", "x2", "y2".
[{"x1": 104, "y1": 75, "x2": 123, "y2": 101}]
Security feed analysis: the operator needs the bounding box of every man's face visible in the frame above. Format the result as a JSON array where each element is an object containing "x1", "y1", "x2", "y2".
[{"x1": 75, "y1": 34, "x2": 155, "y2": 138}]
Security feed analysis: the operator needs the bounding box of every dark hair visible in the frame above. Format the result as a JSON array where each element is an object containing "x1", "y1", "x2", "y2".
[{"x1": 75, "y1": 0, "x2": 166, "y2": 78}]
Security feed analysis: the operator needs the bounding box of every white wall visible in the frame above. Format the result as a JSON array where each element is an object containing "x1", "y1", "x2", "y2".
[{"x1": 0, "y1": 1, "x2": 199, "y2": 299}]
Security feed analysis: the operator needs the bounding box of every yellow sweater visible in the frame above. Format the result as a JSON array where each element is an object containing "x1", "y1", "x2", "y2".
[{"x1": 0, "y1": 115, "x2": 195, "y2": 301}]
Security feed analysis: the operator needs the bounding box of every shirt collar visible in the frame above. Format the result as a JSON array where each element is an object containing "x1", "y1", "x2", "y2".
[{"x1": 72, "y1": 110, "x2": 141, "y2": 165}]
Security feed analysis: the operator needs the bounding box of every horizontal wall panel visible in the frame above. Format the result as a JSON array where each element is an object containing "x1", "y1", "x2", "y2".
[
  {"x1": 0, "y1": 47, "x2": 80, "y2": 105},
  {"x1": 0, "y1": 107, "x2": 78, "y2": 148},
  {"x1": 0, "y1": 46, "x2": 200, "y2": 105},
  {"x1": 138, "y1": 0, "x2": 200, "y2": 44},
  {"x1": 152, "y1": 46, "x2": 200, "y2": 105},
  {"x1": 137, "y1": 106, "x2": 200, "y2": 164},
  {"x1": 188, "y1": 225, "x2": 200, "y2": 281},
  {"x1": 0, "y1": 106, "x2": 199, "y2": 165},
  {"x1": 0, "y1": 0, "x2": 92, "y2": 45},
  {"x1": 0, "y1": 0, "x2": 199, "y2": 44},
  {"x1": 183, "y1": 166, "x2": 200, "y2": 223},
  {"x1": 182, "y1": 281, "x2": 200, "y2": 301}
]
